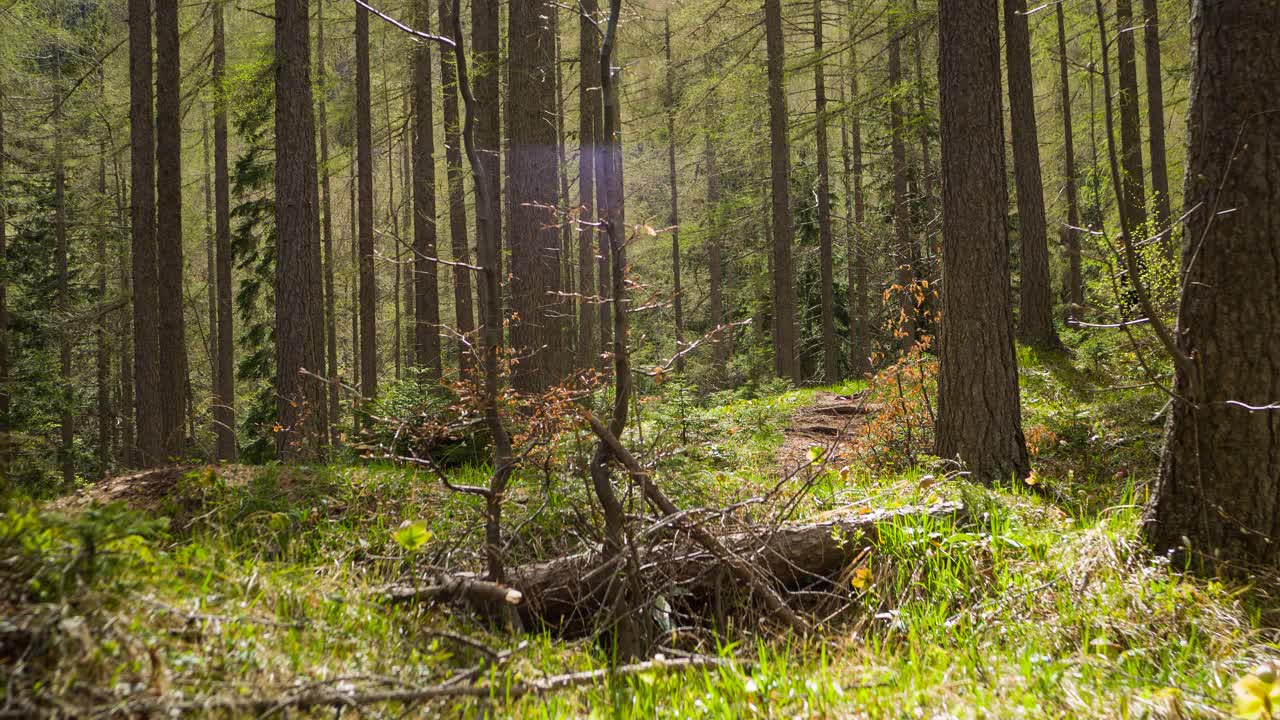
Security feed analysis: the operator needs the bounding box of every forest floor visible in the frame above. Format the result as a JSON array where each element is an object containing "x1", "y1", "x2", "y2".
[{"x1": 3, "y1": 347, "x2": 1276, "y2": 718}]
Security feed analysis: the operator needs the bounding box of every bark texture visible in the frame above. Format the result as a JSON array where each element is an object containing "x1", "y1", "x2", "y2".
[
  {"x1": 1142, "y1": 0, "x2": 1173, "y2": 252},
  {"x1": 507, "y1": 0, "x2": 565, "y2": 392},
  {"x1": 155, "y1": 0, "x2": 187, "y2": 460},
  {"x1": 438, "y1": 0, "x2": 474, "y2": 373},
  {"x1": 664, "y1": 14, "x2": 684, "y2": 372},
  {"x1": 764, "y1": 0, "x2": 799, "y2": 383},
  {"x1": 575, "y1": 0, "x2": 600, "y2": 373},
  {"x1": 844, "y1": 19, "x2": 870, "y2": 377},
  {"x1": 1144, "y1": 0, "x2": 1280, "y2": 568},
  {"x1": 316, "y1": 0, "x2": 339, "y2": 440},
  {"x1": 813, "y1": 0, "x2": 838, "y2": 383},
  {"x1": 274, "y1": 0, "x2": 327, "y2": 457},
  {"x1": 1056, "y1": 2, "x2": 1083, "y2": 321},
  {"x1": 356, "y1": 3, "x2": 378, "y2": 404},
  {"x1": 412, "y1": 0, "x2": 442, "y2": 380},
  {"x1": 213, "y1": 0, "x2": 235, "y2": 460},
  {"x1": 935, "y1": 0, "x2": 1031, "y2": 483},
  {"x1": 1115, "y1": 0, "x2": 1147, "y2": 229},
  {"x1": 1003, "y1": 0, "x2": 1059, "y2": 348}
]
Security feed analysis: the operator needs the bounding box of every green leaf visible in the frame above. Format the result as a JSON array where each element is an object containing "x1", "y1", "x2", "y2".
[{"x1": 392, "y1": 521, "x2": 433, "y2": 552}]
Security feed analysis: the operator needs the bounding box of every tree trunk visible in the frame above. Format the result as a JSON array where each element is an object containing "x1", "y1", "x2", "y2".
[
  {"x1": 0, "y1": 89, "x2": 7, "y2": 474},
  {"x1": 317, "y1": 0, "x2": 339, "y2": 441},
  {"x1": 843, "y1": 13, "x2": 870, "y2": 377},
  {"x1": 383, "y1": 51, "x2": 403, "y2": 383},
  {"x1": 54, "y1": 90, "x2": 73, "y2": 486},
  {"x1": 472, "y1": 0, "x2": 502, "y2": 325},
  {"x1": 764, "y1": 0, "x2": 799, "y2": 384},
  {"x1": 935, "y1": 0, "x2": 1030, "y2": 483},
  {"x1": 110, "y1": 141, "x2": 135, "y2": 467},
  {"x1": 156, "y1": 0, "x2": 188, "y2": 461},
  {"x1": 438, "y1": 0, "x2": 475, "y2": 374},
  {"x1": 356, "y1": 1, "x2": 378, "y2": 406},
  {"x1": 1056, "y1": 2, "x2": 1083, "y2": 322},
  {"x1": 128, "y1": 0, "x2": 161, "y2": 467},
  {"x1": 412, "y1": 0, "x2": 442, "y2": 380},
  {"x1": 1141, "y1": 0, "x2": 1172, "y2": 254},
  {"x1": 813, "y1": 0, "x2": 838, "y2": 383},
  {"x1": 1115, "y1": 0, "x2": 1147, "y2": 229},
  {"x1": 703, "y1": 57, "x2": 725, "y2": 374},
  {"x1": 664, "y1": 14, "x2": 685, "y2": 372},
  {"x1": 888, "y1": 24, "x2": 914, "y2": 355},
  {"x1": 1144, "y1": 0, "x2": 1280, "y2": 569},
  {"x1": 508, "y1": 0, "x2": 565, "y2": 392},
  {"x1": 275, "y1": 0, "x2": 327, "y2": 458},
  {"x1": 575, "y1": 0, "x2": 600, "y2": 373},
  {"x1": 1004, "y1": 0, "x2": 1059, "y2": 349},
  {"x1": 913, "y1": 0, "x2": 935, "y2": 263},
  {"x1": 554, "y1": 6, "x2": 575, "y2": 365}
]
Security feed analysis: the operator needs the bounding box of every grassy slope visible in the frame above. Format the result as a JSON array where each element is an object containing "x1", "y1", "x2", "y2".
[{"x1": 2, "y1": 349, "x2": 1272, "y2": 718}]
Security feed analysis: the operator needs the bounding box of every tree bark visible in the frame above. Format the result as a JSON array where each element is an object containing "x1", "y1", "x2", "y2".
[
  {"x1": 356, "y1": 1, "x2": 378, "y2": 406},
  {"x1": 1003, "y1": 0, "x2": 1060, "y2": 349},
  {"x1": 411, "y1": 0, "x2": 442, "y2": 380},
  {"x1": 0, "y1": 88, "x2": 8, "y2": 474},
  {"x1": 383, "y1": 52, "x2": 403, "y2": 382},
  {"x1": 1115, "y1": 0, "x2": 1147, "y2": 229},
  {"x1": 155, "y1": 0, "x2": 188, "y2": 461},
  {"x1": 508, "y1": 0, "x2": 565, "y2": 392},
  {"x1": 664, "y1": 14, "x2": 685, "y2": 372},
  {"x1": 888, "y1": 23, "x2": 914, "y2": 355},
  {"x1": 764, "y1": 0, "x2": 800, "y2": 384},
  {"x1": 472, "y1": 0, "x2": 502, "y2": 325},
  {"x1": 842, "y1": 13, "x2": 870, "y2": 377},
  {"x1": 438, "y1": 0, "x2": 475, "y2": 373},
  {"x1": 1141, "y1": 0, "x2": 1172, "y2": 254},
  {"x1": 275, "y1": 0, "x2": 327, "y2": 458},
  {"x1": 575, "y1": 0, "x2": 600, "y2": 373},
  {"x1": 317, "y1": 0, "x2": 339, "y2": 440},
  {"x1": 1144, "y1": 0, "x2": 1280, "y2": 569},
  {"x1": 813, "y1": 0, "x2": 838, "y2": 383},
  {"x1": 912, "y1": 0, "x2": 935, "y2": 262},
  {"x1": 54, "y1": 88, "x2": 73, "y2": 486},
  {"x1": 703, "y1": 57, "x2": 726, "y2": 374},
  {"x1": 1056, "y1": 2, "x2": 1083, "y2": 322},
  {"x1": 935, "y1": 0, "x2": 1030, "y2": 483}
]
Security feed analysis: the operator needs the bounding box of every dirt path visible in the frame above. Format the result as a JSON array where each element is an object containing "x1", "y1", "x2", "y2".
[{"x1": 777, "y1": 391, "x2": 882, "y2": 478}]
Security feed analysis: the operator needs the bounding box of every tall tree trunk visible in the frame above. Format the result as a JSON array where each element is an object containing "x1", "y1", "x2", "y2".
[
  {"x1": 54, "y1": 89, "x2": 73, "y2": 486},
  {"x1": 275, "y1": 0, "x2": 327, "y2": 458},
  {"x1": 129, "y1": 0, "x2": 162, "y2": 467},
  {"x1": 317, "y1": 0, "x2": 339, "y2": 441},
  {"x1": 211, "y1": 0, "x2": 235, "y2": 460},
  {"x1": 412, "y1": 0, "x2": 442, "y2": 380},
  {"x1": 888, "y1": 21, "x2": 914, "y2": 355},
  {"x1": 349, "y1": 157, "x2": 360, "y2": 419},
  {"x1": 1141, "y1": 0, "x2": 1172, "y2": 253},
  {"x1": 110, "y1": 141, "x2": 134, "y2": 466},
  {"x1": 1145, "y1": 0, "x2": 1279, "y2": 569},
  {"x1": 1056, "y1": 2, "x2": 1083, "y2": 321},
  {"x1": 912, "y1": 0, "x2": 934, "y2": 262},
  {"x1": 472, "y1": 0, "x2": 502, "y2": 321},
  {"x1": 97, "y1": 143, "x2": 111, "y2": 476},
  {"x1": 593, "y1": 0, "x2": 612, "y2": 370},
  {"x1": 935, "y1": 0, "x2": 1030, "y2": 483},
  {"x1": 764, "y1": 0, "x2": 800, "y2": 383},
  {"x1": 383, "y1": 49, "x2": 403, "y2": 382},
  {"x1": 156, "y1": 0, "x2": 188, "y2": 461},
  {"x1": 508, "y1": 0, "x2": 565, "y2": 392},
  {"x1": 664, "y1": 14, "x2": 685, "y2": 372},
  {"x1": 554, "y1": 6, "x2": 574, "y2": 365},
  {"x1": 438, "y1": 0, "x2": 474, "y2": 373},
  {"x1": 202, "y1": 111, "x2": 216, "y2": 439},
  {"x1": 0, "y1": 89, "x2": 7, "y2": 473},
  {"x1": 843, "y1": 12, "x2": 870, "y2": 377},
  {"x1": 703, "y1": 56, "x2": 725, "y2": 373},
  {"x1": 1115, "y1": 0, "x2": 1147, "y2": 229},
  {"x1": 575, "y1": 0, "x2": 600, "y2": 373},
  {"x1": 1004, "y1": 0, "x2": 1059, "y2": 349},
  {"x1": 813, "y1": 0, "x2": 837, "y2": 383},
  {"x1": 356, "y1": 1, "x2": 378, "y2": 406}
]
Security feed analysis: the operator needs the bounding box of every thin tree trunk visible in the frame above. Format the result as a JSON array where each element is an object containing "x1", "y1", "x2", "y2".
[
  {"x1": 913, "y1": 0, "x2": 935, "y2": 261},
  {"x1": 1115, "y1": 0, "x2": 1147, "y2": 229},
  {"x1": 412, "y1": 0, "x2": 442, "y2": 380},
  {"x1": 156, "y1": 0, "x2": 188, "y2": 461},
  {"x1": 1056, "y1": 1, "x2": 1083, "y2": 321},
  {"x1": 1145, "y1": 0, "x2": 1279, "y2": 569},
  {"x1": 764, "y1": 0, "x2": 800, "y2": 383},
  {"x1": 703, "y1": 56, "x2": 725, "y2": 373},
  {"x1": 110, "y1": 140, "x2": 134, "y2": 466},
  {"x1": 1004, "y1": 0, "x2": 1060, "y2": 349},
  {"x1": 554, "y1": 6, "x2": 574, "y2": 367},
  {"x1": 935, "y1": 0, "x2": 1030, "y2": 483},
  {"x1": 664, "y1": 14, "x2": 685, "y2": 372},
  {"x1": 813, "y1": 0, "x2": 837, "y2": 383},
  {"x1": 843, "y1": 9, "x2": 870, "y2": 377},
  {"x1": 508, "y1": 0, "x2": 565, "y2": 392},
  {"x1": 383, "y1": 47, "x2": 403, "y2": 383},
  {"x1": 1141, "y1": 0, "x2": 1172, "y2": 253},
  {"x1": 202, "y1": 111, "x2": 216, "y2": 446},
  {"x1": 275, "y1": 0, "x2": 327, "y2": 458},
  {"x1": 54, "y1": 87, "x2": 73, "y2": 486},
  {"x1": 438, "y1": 0, "x2": 474, "y2": 373},
  {"x1": 401, "y1": 92, "x2": 414, "y2": 372},
  {"x1": 317, "y1": 0, "x2": 339, "y2": 440},
  {"x1": 593, "y1": 0, "x2": 612, "y2": 371},
  {"x1": 0, "y1": 89, "x2": 8, "y2": 473},
  {"x1": 575, "y1": 0, "x2": 600, "y2": 372},
  {"x1": 472, "y1": 0, "x2": 502, "y2": 323},
  {"x1": 349, "y1": 157, "x2": 360, "y2": 418},
  {"x1": 211, "y1": 0, "x2": 235, "y2": 460},
  {"x1": 888, "y1": 22, "x2": 914, "y2": 355},
  {"x1": 356, "y1": 0, "x2": 379, "y2": 406}
]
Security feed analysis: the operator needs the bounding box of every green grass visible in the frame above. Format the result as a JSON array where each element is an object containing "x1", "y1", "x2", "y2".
[{"x1": 2, "y1": 352, "x2": 1272, "y2": 718}]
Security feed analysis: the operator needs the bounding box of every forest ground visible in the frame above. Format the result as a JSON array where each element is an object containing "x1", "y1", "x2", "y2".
[{"x1": 3, "y1": 346, "x2": 1273, "y2": 718}]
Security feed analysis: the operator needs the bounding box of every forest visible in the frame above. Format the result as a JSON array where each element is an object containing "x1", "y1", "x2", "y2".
[{"x1": 1, "y1": 0, "x2": 1278, "y2": 715}]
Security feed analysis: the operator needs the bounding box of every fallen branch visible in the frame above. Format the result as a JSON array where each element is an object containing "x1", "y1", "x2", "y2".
[{"x1": 382, "y1": 573, "x2": 523, "y2": 608}]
